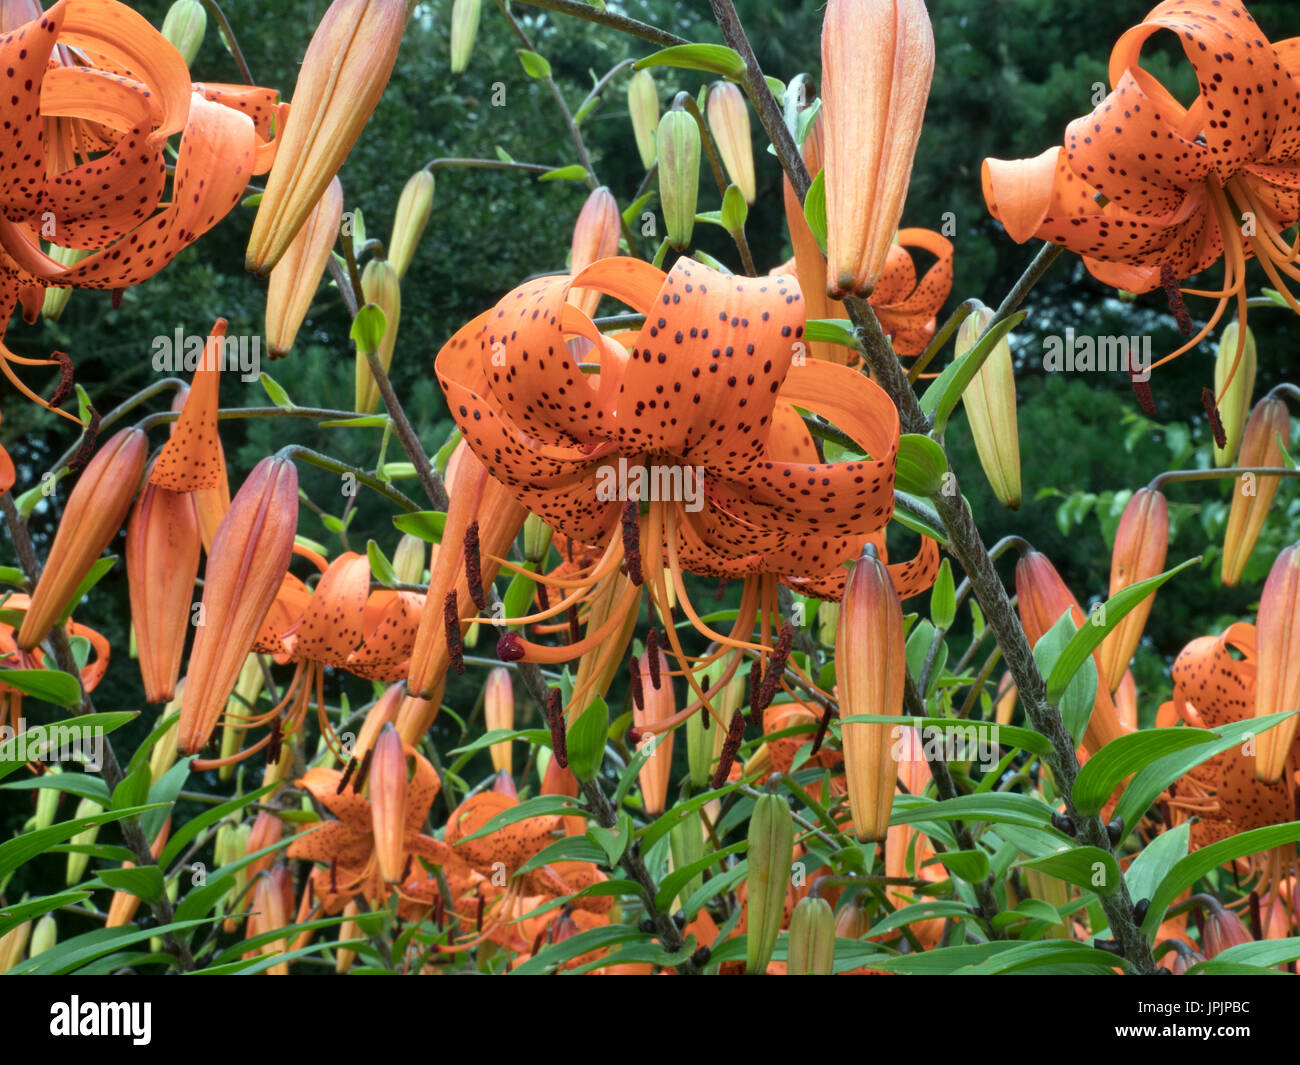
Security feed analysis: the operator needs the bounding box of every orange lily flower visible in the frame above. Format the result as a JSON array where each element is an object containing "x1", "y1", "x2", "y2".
[
  {"x1": 0, "y1": 592, "x2": 109, "y2": 733},
  {"x1": 982, "y1": 0, "x2": 1300, "y2": 379},
  {"x1": 1255, "y1": 544, "x2": 1300, "y2": 783},
  {"x1": 0, "y1": 0, "x2": 283, "y2": 422}
]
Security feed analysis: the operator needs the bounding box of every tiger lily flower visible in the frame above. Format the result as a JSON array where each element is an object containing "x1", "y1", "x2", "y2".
[
  {"x1": 1, "y1": 593, "x2": 109, "y2": 734},
  {"x1": 179, "y1": 456, "x2": 298, "y2": 754},
  {"x1": 982, "y1": 0, "x2": 1300, "y2": 382},
  {"x1": 1255, "y1": 544, "x2": 1300, "y2": 783},
  {"x1": 820, "y1": 0, "x2": 935, "y2": 297},
  {"x1": 1, "y1": 0, "x2": 284, "y2": 421},
  {"x1": 18, "y1": 427, "x2": 147, "y2": 651},
  {"x1": 126, "y1": 474, "x2": 202, "y2": 703},
  {"x1": 245, "y1": 0, "x2": 408, "y2": 275},
  {"x1": 151, "y1": 320, "x2": 229, "y2": 495}
]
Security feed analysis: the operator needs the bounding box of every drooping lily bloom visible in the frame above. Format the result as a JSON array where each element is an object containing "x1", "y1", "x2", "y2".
[
  {"x1": 0, "y1": 592, "x2": 109, "y2": 733},
  {"x1": 982, "y1": 0, "x2": 1300, "y2": 379},
  {"x1": 151, "y1": 320, "x2": 229, "y2": 496},
  {"x1": 0, "y1": 0, "x2": 284, "y2": 421}
]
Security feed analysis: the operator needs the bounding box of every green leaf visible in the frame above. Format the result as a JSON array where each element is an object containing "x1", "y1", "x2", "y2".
[
  {"x1": 0, "y1": 565, "x2": 28, "y2": 587},
  {"x1": 1032, "y1": 610, "x2": 1096, "y2": 746},
  {"x1": 802, "y1": 170, "x2": 827, "y2": 254},
  {"x1": 111, "y1": 763, "x2": 151, "y2": 813},
  {"x1": 516, "y1": 49, "x2": 552, "y2": 78},
  {"x1": 587, "y1": 811, "x2": 633, "y2": 867},
  {"x1": 56, "y1": 555, "x2": 117, "y2": 624},
  {"x1": 566, "y1": 696, "x2": 608, "y2": 782},
  {"x1": 447, "y1": 728, "x2": 549, "y2": 757},
  {"x1": 391, "y1": 510, "x2": 446, "y2": 543},
  {"x1": 890, "y1": 792, "x2": 1055, "y2": 829},
  {"x1": 502, "y1": 564, "x2": 538, "y2": 622},
  {"x1": 319, "y1": 414, "x2": 391, "y2": 429},
  {"x1": 920, "y1": 310, "x2": 1027, "y2": 435},
  {"x1": 510, "y1": 924, "x2": 650, "y2": 975},
  {"x1": 0, "y1": 890, "x2": 91, "y2": 938},
  {"x1": 0, "y1": 667, "x2": 81, "y2": 707},
  {"x1": 1186, "y1": 937, "x2": 1300, "y2": 973},
  {"x1": 351, "y1": 303, "x2": 387, "y2": 354},
  {"x1": 0, "y1": 804, "x2": 168, "y2": 879},
  {"x1": 895, "y1": 433, "x2": 949, "y2": 496},
  {"x1": 1015, "y1": 846, "x2": 1121, "y2": 896},
  {"x1": 1143, "y1": 822, "x2": 1300, "y2": 934},
  {"x1": 367, "y1": 540, "x2": 397, "y2": 588},
  {"x1": 1123, "y1": 821, "x2": 1188, "y2": 906},
  {"x1": 160, "y1": 784, "x2": 277, "y2": 868},
  {"x1": 1112, "y1": 712, "x2": 1298, "y2": 834},
  {"x1": 933, "y1": 848, "x2": 989, "y2": 883},
  {"x1": 720, "y1": 184, "x2": 748, "y2": 232},
  {"x1": 837, "y1": 714, "x2": 1052, "y2": 758},
  {"x1": 1045, "y1": 557, "x2": 1199, "y2": 703},
  {"x1": 2, "y1": 773, "x2": 110, "y2": 804},
  {"x1": 258, "y1": 371, "x2": 295, "y2": 409},
  {"x1": 633, "y1": 43, "x2": 745, "y2": 79},
  {"x1": 0, "y1": 711, "x2": 136, "y2": 783},
  {"x1": 621, "y1": 190, "x2": 655, "y2": 229},
  {"x1": 142, "y1": 756, "x2": 191, "y2": 843},
  {"x1": 15, "y1": 918, "x2": 216, "y2": 975},
  {"x1": 863, "y1": 900, "x2": 972, "y2": 938},
  {"x1": 930, "y1": 559, "x2": 956, "y2": 630},
  {"x1": 1072, "y1": 727, "x2": 1217, "y2": 816},
  {"x1": 656, "y1": 840, "x2": 746, "y2": 912},
  {"x1": 802, "y1": 318, "x2": 858, "y2": 350},
  {"x1": 891, "y1": 490, "x2": 949, "y2": 544},
  {"x1": 99, "y1": 865, "x2": 164, "y2": 903},
  {"x1": 538, "y1": 164, "x2": 589, "y2": 182}
]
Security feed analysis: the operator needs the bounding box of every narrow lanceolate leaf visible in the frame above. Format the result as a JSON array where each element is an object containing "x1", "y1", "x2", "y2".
[
  {"x1": 894, "y1": 434, "x2": 948, "y2": 497},
  {"x1": 1045, "y1": 556, "x2": 1199, "y2": 704},
  {"x1": 1015, "y1": 846, "x2": 1121, "y2": 897},
  {"x1": 1072, "y1": 728, "x2": 1217, "y2": 816},
  {"x1": 920, "y1": 311, "x2": 1026, "y2": 435},
  {"x1": 633, "y1": 43, "x2": 746, "y2": 79}
]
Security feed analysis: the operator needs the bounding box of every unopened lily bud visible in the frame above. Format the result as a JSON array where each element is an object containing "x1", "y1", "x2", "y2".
[
  {"x1": 388, "y1": 170, "x2": 434, "y2": 279},
  {"x1": 245, "y1": 810, "x2": 284, "y2": 878},
  {"x1": 0, "y1": 920, "x2": 30, "y2": 974},
  {"x1": 247, "y1": 868, "x2": 292, "y2": 975},
  {"x1": 355, "y1": 258, "x2": 401, "y2": 414},
  {"x1": 788, "y1": 896, "x2": 835, "y2": 974},
  {"x1": 633, "y1": 649, "x2": 675, "y2": 815},
  {"x1": 657, "y1": 109, "x2": 701, "y2": 251},
  {"x1": 246, "y1": 0, "x2": 408, "y2": 275},
  {"x1": 265, "y1": 177, "x2": 344, "y2": 358},
  {"x1": 1255, "y1": 544, "x2": 1300, "y2": 783},
  {"x1": 34, "y1": 767, "x2": 60, "y2": 830},
  {"x1": 822, "y1": 0, "x2": 934, "y2": 296},
  {"x1": 128, "y1": 479, "x2": 202, "y2": 703},
  {"x1": 337, "y1": 899, "x2": 361, "y2": 973},
  {"x1": 391, "y1": 533, "x2": 426, "y2": 585},
  {"x1": 746, "y1": 793, "x2": 793, "y2": 975},
  {"x1": 706, "y1": 82, "x2": 755, "y2": 205},
  {"x1": 817, "y1": 601, "x2": 838, "y2": 648},
  {"x1": 19, "y1": 428, "x2": 147, "y2": 651},
  {"x1": 179, "y1": 457, "x2": 298, "y2": 754},
  {"x1": 1202, "y1": 899, "x2": 1252, "y2": 958},
  {"x1": 220, "y1": 655, "x2": 265, "y2": 781},
  {"x1": 956, "y1": 304, "x2": 1020, "y2": 509},
  {"x1": 1169, "y1": 943, "x2": 1206, "y2": 974},
  {"x1": 29, "y1": 915, "x2": 57, "y2": 959},
  {"x1": 522, "y1": 514, "x2": 553, "y2": 564},
  {"x1": 370, "y1": 724, "x2": 408, "y2": 883},
  {"x1": 262, "y1": 728, "x2": 296, "y2": 789},
  {"x1": 107, "y1": 819, "x2": 171, "y2": 927},
  {"x1": 668, "y1": 812, "x2": 705, "y2": 909},
  {"x1": 40, "y1": 245, "x2": 88, "y2": 321},
  {"x1": 161, "y1": 0, "x2": 206, "y2": 66},
  {"x1": 995, "y1": 672, "x2": 1017, "y2": 726},
  {"x1": 837, "y1": 544, "x2": 905, "y2": 841},
  {"x1": 449, "y1": 0, "x2": 480, "y2": 74},
  {"x1": 484, "y1": 666, "x2": 515, "y2": 774},
  {"x1": 835, "y1": 896, "x2": 871, "y2": 939},
  {"x1": 567, "y1": 186, "x2": 621, "y2": 318},
  {"x1": 65, "y1": 798, "x2": 103, "y2": 885},
  {"x1": 1212, "y1": 322, "x2": 1257, "y2": 467},
  {"x1": 1222, "y1": 398, "x2": 1290, "y2": 587},
  {"x1": 627, "y1": 69, "x2": 658, "y2": 170},
  {"x1": 149, "y1": 702, "x2": 182, "y2": 783},
  {"x1": 1098, "y1": 487, "x2": 1168, "y2": 692}
]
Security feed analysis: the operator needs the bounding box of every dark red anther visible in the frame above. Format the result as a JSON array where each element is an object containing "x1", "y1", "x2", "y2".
[
  {"x1": 1129, "y1": 367, "x2": 1156, "y2": 417},
  {"x1": 546, "y1": 688, "x2": 568, "y2": 769},
  {"x1": 1202, "y1": 387, "x2": 1227, "y2": 449},
  {"x1": 329, "y1": 859, "x2": 338, "y2": 895},
  {"x1": 266, "y1": 715, "x2": 283, "y2": 767},
  {"x1": 756, "y1": 624, "x2": 794, "y2": 713},
  {"x1": 628, "y1": 656, "x2": 645, "y2": 712},
  {"x1": 810, "y1": 701, "x2": 834, "y2": 756},
  {"x1": 68, "y1": 410, "x2": 100, "y2": 472},
  {"x1": 49, "y1": 351, "x2": 74, "y2": 409},
  {"x1": 626, "y1": 725, "x2": 642, "y2": 745},
  {"x1": 475, "y1": 893, "x2": 486, "y2": 933},
  {"x1": 444, "y1": 591, "x2": 465, "y2": 674},
  {"x1": 497, "y1": 631, "x2": 525, "y2": 662},
  {"x1": 336, "y1": 756, "x2": 358, "y2": 794},
  {"x1": 567, "y1": 602, "x2": 580, "y2": 644},
  {"x1": 530, "y1": 928, "x2": 545, "y2": 956},
  {"x1": 711, "y1": 708, "x2": 746, "y2": 789},
  {"x1": 400, "y1": 854, "x2": 413, "y2": 884},
  {"x1": 715, "y1": 578, "x2": 726, "y2": 602},
  {"x1": 1160, "y1": 264, "x2": 1195, "y2": 337},
  {"x1": 111, "y1": 287, "x2": 125, "y2": 310},
  {"x1": 353, "y1": 744, "x2": 375, "y2": 794},
  {"x1": 433, "y1": 894, "x2": 445, "y2": 929},
  {"x1": 463, "y1": 521, "x2": 487, "y2": 611},
  {"x1": 699, "y1": 674, "x2": 711, "y2": 730},
  {"x1": 1248, "y1": 890, "x2": 1263, "y2": 941},
  {"x1": 646, "y1": 628, "x2": 661, "y2": 689},
  {"x1": 621, "y1": 500, "x2": 643, "y2": 586}
]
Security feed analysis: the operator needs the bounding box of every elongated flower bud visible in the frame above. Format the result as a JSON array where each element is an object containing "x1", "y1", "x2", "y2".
[
  {"x1": 337, "y1": 899, "x2": 361, "y2": 973},
  {"x1": 1213, "y1": 322, "x2": 1257, "y2": 467},
  {"x1": 127, "y1": 480, "x2": 202, "y2": 703},
  {"x1": 29, "y1": 915, "x2": 56, "y2": 959},
  {"x1": 355, "y1": 258, "x2": 401, "y2": 413},
  {"x1": 837, "y1": 544, "x2": 904, "y2": 841},
  {"x1": 265, "y1": 176, "x2": 344, "y2": 358},
  {"x1": 567, "y1": 186, "x2": 621, "y2": 318},
  {"x1": 370, "y1": 724, "x2": 408, "y2": 882},
  {"x1": 668, "y1": 812, "x2": 705, "y2": 909},
  {"x1": 746, "y1": 793, "x2": 793, "y2": 974},
  {"x1": 391, "y1": 533, "x2": 425, "y2": 585},
  {"x1": 522, "y1": 513, "x2": 553, "y2": 564},
  {"x1": 822, "y1": 0, "x2": 934, "y2": 296},
  {"x1": 34, "y1": 767, "x2": 60, "y2": 831},
  {"x1": 1222, "y1": 398, "x2": 1290, "y2": 587},
  {"x1": 1255, "y1": 544, "x2": 1300, "y2": 783},
  {"x1": 161, "y1": 0, "x2": 206, "y2": 66},
  {"x1": 1015, "y1": 549, "x2": 1128, "y2": 753},
  {"x1": 388, "y1": 170, "x2": 434, "y2": 279},
  {"x1": 179, "y1": 457, "x2": 298, "y2": 753},
  {"x1": 1202, "y1": 899, "x2": 1252, "y2": 958},
  {"x1": 247, "y1": 868, "x2": 291, "y2": 975},
  {"x1": 40, "y1": 245, "x2": 88, "y2": 322},
  {"x1": 484, "y1": 666, "x2": 515, "y2": 774},
  {"x1": 627, "y1": 69, "x2": 659, "y2": 170},
  {"x1": 1098, "y1": 488, "x2": 1168, "y2": 692},
  {"x1": 658, "y1": 109, "x2": 700, "y2": 251},
  {"x1": 957, "y1": 304, "x2": 1020, "y2": 509},
  {"x1": 107, "y1": 819, "x2": 170, "y2": 927},
  {"x1": 19, "y1": 428, "x2": 147, "y2": 651},
  {"x1": 706, "y1": 82, "x2": 756, "y2": 205},
  {"x1": 149, "y1": 698, "x2": 182, "y2": 783},
  {"x1": 66, "y1": 798, "x2": 103, "y2": 885},
  {"x1": 246, "y1": 0, "x2": 408, "y2": 275},
  {"x1": 0, "y1": 921, "x2": 30, "y2": 974},
  {"x1": 633, "y1": 649, "x2": 675, "y2": 815},
  {"x1": 449, "y1": 0, "x2": 480, "y2": 74},
  {"x1": 788, "y1": 896, "x2": 835, "y2": 974}
]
